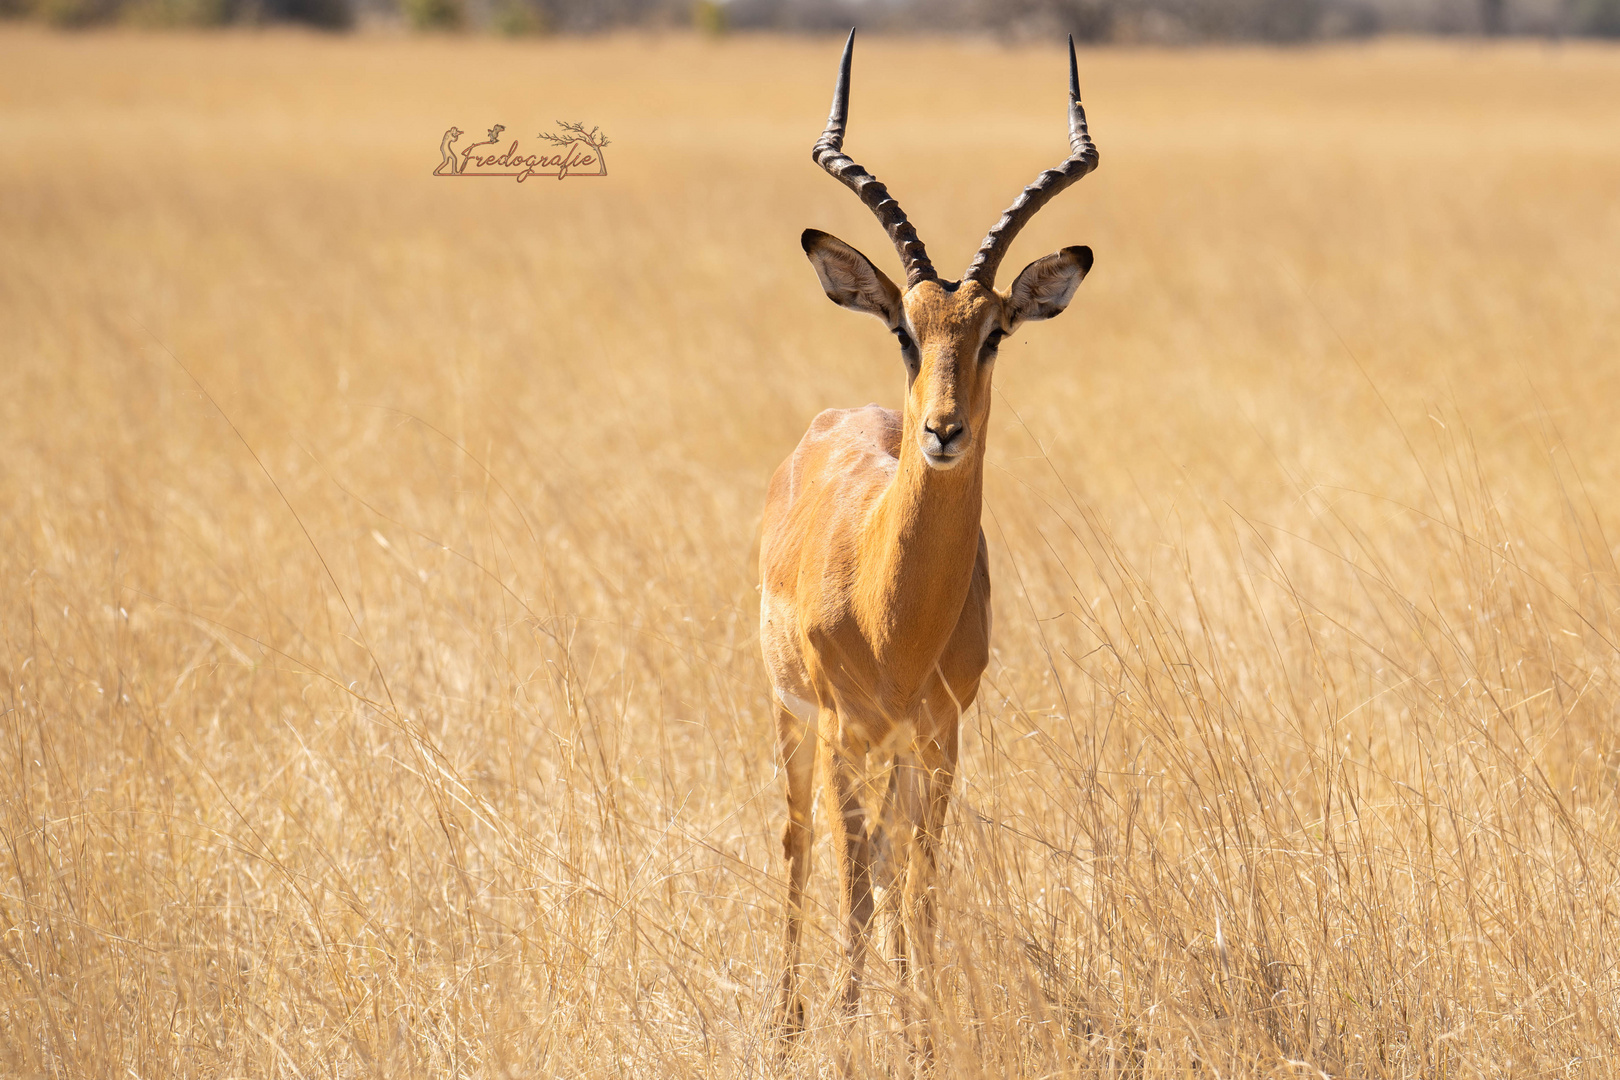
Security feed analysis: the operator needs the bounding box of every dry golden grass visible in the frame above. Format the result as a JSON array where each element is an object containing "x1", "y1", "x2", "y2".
[{"x1": 5, "y1": 25, "x2": 1620, "y2": 1077}]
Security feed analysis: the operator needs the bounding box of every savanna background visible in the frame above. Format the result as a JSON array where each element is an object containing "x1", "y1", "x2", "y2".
[{"x1": 5, "y1": 13, "x2": 1620, "y2": 1080}]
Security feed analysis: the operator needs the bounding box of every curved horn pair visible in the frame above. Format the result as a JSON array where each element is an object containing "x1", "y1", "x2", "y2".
[{"x1": 812, "y1": 30, "x2": 1100, "y2": 290}]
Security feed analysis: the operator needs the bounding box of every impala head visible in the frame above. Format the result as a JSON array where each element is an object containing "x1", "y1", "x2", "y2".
[{"x1": 802, "y1": 30, "x2": 1100, "y2": 471}]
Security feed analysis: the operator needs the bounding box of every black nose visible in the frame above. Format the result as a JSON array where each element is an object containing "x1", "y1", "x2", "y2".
[{"x1": 926, "y1": 419, "x2": 964, "y2": 450}]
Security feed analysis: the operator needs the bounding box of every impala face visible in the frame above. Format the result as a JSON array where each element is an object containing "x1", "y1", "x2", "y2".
[{"x1": 802, "y1": 229, "x2": 1094, "y2": 472}]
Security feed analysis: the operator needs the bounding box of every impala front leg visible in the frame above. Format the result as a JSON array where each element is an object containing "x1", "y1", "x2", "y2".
[
  {"x1": 884, "y1": 750, "x2": 926, "y2": 988},
  {"x1": 821, "y1": 717, "x2": 877, "y2": 1019},
  {"x1": 910, "y1": 731, "x2": 957, "y2": 969},
  {"x1": 775, "y1": 701, "x2": 817, "y2": 1041},
  {"x1": 898, "y1": 728, "x2": 958, "y2": 1067}
]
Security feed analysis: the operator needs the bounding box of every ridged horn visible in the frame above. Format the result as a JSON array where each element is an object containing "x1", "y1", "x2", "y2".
[
  {"x1": 961, "y1": 35, "x2": 1100, "y2": 287},
  {"x1": 811, "y1": 29, "x2": 937, "y2": 287}
]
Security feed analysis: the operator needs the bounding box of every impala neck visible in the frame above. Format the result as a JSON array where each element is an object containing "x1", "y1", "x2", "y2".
[{"x1": 858, "y1": 408, "x2": 986, "y2": 675}]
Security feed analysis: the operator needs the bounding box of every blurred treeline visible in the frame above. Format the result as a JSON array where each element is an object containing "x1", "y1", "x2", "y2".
[{"x1": 7, "y1": 0, "x2": 1617, "y2": 44}]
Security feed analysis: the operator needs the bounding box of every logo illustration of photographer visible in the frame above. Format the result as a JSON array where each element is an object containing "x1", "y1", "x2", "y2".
[{"x1": 434, "y1": 121, "x2": 608, "y2": 182}]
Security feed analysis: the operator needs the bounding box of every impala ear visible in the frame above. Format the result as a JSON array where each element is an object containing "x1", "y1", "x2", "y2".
[
  {"x1": 801, "y1": 228, "x2": 903, "y2": 329},
  {"x1": 1006, "y1": 246, "x2": 1093, "y2": 328}
]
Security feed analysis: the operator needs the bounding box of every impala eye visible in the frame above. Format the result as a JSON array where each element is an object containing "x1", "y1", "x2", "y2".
[
  {"x1": 895, "y1": 328, "x2": 919, "y2": 371},
  {"x1": 981, "y1": 329, "x2": 1005, "y2": 361}
]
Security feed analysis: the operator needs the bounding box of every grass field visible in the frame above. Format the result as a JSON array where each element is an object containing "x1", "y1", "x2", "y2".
[{"x1": 5, "y1": 26, "x2": 1620, "y2": 1078}]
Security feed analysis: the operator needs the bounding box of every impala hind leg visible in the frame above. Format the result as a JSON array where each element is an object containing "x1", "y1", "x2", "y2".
[{"x1": 774, "y1": 701, "x2": 816, "y2": 1041}]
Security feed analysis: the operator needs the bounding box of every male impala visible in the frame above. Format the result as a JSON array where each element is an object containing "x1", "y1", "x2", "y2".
[{"x1": 760, "y1": 30, "x2": 1100, "y2": 1044}]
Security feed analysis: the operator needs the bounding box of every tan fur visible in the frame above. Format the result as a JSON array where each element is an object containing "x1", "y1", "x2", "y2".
[
  {"x1": 768, "y1": 38, "x2": 1096, "y2": 1057},
  {"x1": 762, "y1": 263, "x2": 1088, "y2": 1052}
]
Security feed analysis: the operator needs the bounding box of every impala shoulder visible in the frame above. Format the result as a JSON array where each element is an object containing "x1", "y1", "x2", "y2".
[{"x1": 801, "y1": 404, "x2": 902, "y2": 459}]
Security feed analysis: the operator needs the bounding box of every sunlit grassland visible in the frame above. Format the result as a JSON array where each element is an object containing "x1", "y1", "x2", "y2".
[{"x1": 4, "y1": 26, "x2": 1620, "y2": 1077}]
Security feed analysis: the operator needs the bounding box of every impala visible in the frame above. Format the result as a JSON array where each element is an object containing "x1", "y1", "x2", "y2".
[{"x1": 759, "y1": 30, "x2": 1101, "y2": 1045}]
